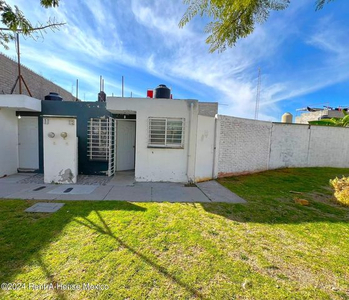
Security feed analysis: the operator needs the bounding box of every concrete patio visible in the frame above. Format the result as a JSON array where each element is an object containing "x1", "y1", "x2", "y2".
[{"x1": 0, "y1": 172, "x2": 246, "y2": 203}]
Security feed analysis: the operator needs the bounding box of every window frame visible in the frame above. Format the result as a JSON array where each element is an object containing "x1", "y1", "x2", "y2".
[{"x1": 148, "y1": 117, "x2": 185, "y2": 149}]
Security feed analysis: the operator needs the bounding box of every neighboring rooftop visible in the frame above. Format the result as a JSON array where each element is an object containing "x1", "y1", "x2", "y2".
[
  {"x1": 295, "y1": 106, "x2": 348, "y2": 124},
  {"x1": 0, "y1": 53, "x2": 77, "y2": 101}
]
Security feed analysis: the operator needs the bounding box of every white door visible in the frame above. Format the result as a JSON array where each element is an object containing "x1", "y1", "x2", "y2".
[
  {"x1": 116, "y1": 121, "x2": 136, "y2": 171},
  {"x1": 18, "y1": 117, "x2": 39, "y2": 170}
]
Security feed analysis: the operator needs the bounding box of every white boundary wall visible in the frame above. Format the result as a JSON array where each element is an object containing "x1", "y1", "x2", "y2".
[
  {"x1": 218, "y1": 115, "x2": 349, "y2": 176},
  {"x1": 218, "y1": 115, "x2": 272, "y2": 176}
]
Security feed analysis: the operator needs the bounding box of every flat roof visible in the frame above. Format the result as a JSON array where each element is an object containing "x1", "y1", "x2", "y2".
[{"x1": 0, "y1": 94, "x2": 41, "y2": 112}]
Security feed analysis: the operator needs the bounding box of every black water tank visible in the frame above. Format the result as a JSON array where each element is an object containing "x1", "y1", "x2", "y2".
[
  {"x1": 44, "y1": 92, "x2": 63, "y2": 101},
  {"x1": 154, "y1": 84, "x2": 171, "y2": 99}
]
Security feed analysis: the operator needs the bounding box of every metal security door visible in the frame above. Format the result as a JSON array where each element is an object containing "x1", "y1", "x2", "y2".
[{"x1": 87, "y1": 117, "x2": 115, "y2": 177}]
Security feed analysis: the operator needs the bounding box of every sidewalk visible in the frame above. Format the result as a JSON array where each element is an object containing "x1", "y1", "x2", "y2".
[{"x1": 0, "y1": 173, "x2": 246, "y2": 203}]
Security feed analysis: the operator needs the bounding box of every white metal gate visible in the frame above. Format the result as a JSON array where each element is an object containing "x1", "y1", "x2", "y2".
[{"x1": 87, "y1": 117, "x2": 115, "y2": 176}]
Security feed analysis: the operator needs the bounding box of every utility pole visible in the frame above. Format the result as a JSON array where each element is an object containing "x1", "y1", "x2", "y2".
[
  {"x1": 121, "y1": 76, "x2": 124, "y2": 97},
  {"x1": 254, "y1": 68, "x2": 261, "y2": 120},
  {"x1": 16, "y1": 33, "x2": 22, "y2": 94},
  {"x1": 10, "y1": 33, "x2": 32, "y2": 96},
  {"x1": 76, "y1": 79, "x2": 79, "y2": 101}
]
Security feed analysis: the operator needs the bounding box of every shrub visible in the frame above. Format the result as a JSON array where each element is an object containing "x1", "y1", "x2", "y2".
[{"x1": 330, "y1": 176, "x2": 349, "y2": 206}]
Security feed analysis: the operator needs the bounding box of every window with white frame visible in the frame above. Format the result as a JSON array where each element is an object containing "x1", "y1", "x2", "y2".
[{"x1": 148, "y1": 117, "x2": 184, "y2": 148}]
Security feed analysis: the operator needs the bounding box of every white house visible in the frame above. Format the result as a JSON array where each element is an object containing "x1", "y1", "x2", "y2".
[
  {"x1": 0, "y1": 93, "x2": 219, "y2": 183},
  {"x1": 2, "y1": 91, "x2": 349, "y2": 185},
  {"x1": 106, "y1": 96, "x2": 219, "y2": 182}
]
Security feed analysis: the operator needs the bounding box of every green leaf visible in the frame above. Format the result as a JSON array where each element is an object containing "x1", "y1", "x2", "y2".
[
  {"x1": 181, "y1": 0, "x2": 336, "y2": 52},
  {"x1": 309, "y1": 120, "x2": 336, "y2": 126}
]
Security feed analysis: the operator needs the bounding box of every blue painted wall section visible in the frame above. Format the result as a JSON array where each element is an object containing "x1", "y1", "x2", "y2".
[{"x1": 40, "y1": 101, "x2": 112, "y2": 175}]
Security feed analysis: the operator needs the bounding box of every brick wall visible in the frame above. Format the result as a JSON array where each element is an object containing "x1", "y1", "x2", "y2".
[
  {"x1": 217, "y1": 115, "x2": 349, "y2": 177},
  {"x1": 217, "y1": 115, "x2": 272, "y2": 176},
  {"x1": 198, "y1": 102, "x2": 218, "y2": 117},
  {"x1": 0, "y1": 53, "x2": 76, "y2": 101}
]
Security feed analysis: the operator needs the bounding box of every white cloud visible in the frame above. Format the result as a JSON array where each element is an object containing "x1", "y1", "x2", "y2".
[{"x1": 3, "y1": 0, "x2": 349, "y2": 119}]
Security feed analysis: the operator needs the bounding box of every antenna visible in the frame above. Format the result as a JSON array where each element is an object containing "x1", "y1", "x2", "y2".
[
  {"x1": 254, "y1": 67, "x2": 261, "y2": 120},
  {"x1": 10, "y1": 33, "x2": 32, "y2": 96},
  {"x1": 16, "y1": 34, "x2": 22, "y2": 94},
  {"x1": 76, "y1": 79, "x2": 78, "y2": 101},
  {"x1": 121, "y1": 76, "x2": 124, "y2": 97}
]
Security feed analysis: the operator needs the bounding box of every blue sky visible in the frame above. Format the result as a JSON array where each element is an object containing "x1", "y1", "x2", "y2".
[{"x1": 2, "y1": 0, "x2": 349, "y2": 120}]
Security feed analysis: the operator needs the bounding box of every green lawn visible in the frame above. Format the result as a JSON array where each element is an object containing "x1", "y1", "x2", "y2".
[{"x1": 1, "y1": 168, "x2": 349, "y2": 299}]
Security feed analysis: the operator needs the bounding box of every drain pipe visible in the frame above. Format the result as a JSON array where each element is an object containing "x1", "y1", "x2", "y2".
[
  {"x1": 186, "y1": 102, "x2": 193, "y2": 182},
  {"x1": 212, "y1": 114, "x2": 218, "y2": 179}
]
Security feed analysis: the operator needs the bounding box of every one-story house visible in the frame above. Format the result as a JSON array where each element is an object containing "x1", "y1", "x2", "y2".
[
  {"x1": 3, "y1": 91, "x2": 348, "y2": 185},
  {"x1": 0, "y1": 93, "x2": 218, "y2": 183}
]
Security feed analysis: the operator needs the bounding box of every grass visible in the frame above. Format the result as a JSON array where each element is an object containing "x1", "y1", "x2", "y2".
[{"x1": 0, "y1": 167, "x2": 349, "y2": 299}]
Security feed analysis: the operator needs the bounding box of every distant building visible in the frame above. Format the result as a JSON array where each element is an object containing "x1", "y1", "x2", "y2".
[{"x1": 295, "y1": 109, "x2": 345, "y2": 124}]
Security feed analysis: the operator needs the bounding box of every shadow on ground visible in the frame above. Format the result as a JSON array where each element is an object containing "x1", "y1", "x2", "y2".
[
  {"x1": 0, "y1": 200, "x2": 205, "y2": 299},
  {"x1": 0, "y1": 201, "x2": 145, "y2": 299},
  {"x1": 201, "y1": 197, "x2": 349, "y2": 225},
  {"x1": 202, "y1": 168, "x2": 349, "y2": 224},
  {"x1": 74, "y1": 210, "x2": 204, "y2": 299}
]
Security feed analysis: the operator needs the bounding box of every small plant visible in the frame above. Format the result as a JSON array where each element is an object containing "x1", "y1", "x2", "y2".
[{"x1": 330, "y1": 176, "x2": 349, "y2": 206}]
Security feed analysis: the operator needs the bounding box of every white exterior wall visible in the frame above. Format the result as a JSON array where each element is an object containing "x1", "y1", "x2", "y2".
[
  {"x1": 269, "y1": 124, "x2": 310, "y2": 169},
  {"x1": 308, "y1": 126, "x2": 349, "y2": 167},
  {"x1": 194, "y1": 115, "x2": 216, "y2": 181},
  {"x1": 43, "y1": 117, "x2": 78, "y2": 184},
  {"x1": 218, "y1": 115, "x2": 272, "y2": 176},
  {"x1": 107, "y1": 97, "x2": 199, "y2": 182},
  {"x1": 0, "y1": 108, "x2": 18, "y2": 176},
  {"x1": 218, "y1": 115, "x2": 349, "y2": 176}
]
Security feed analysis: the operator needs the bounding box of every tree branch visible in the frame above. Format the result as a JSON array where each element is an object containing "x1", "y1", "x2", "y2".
[{"x1": 0, "y1": 22, "x2": 65, "y2": 32}]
